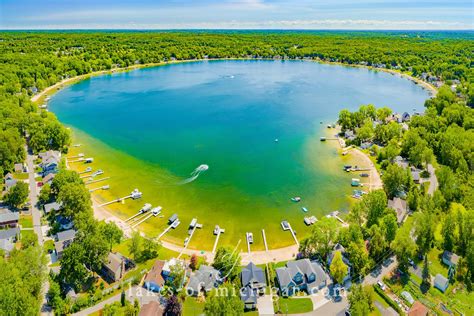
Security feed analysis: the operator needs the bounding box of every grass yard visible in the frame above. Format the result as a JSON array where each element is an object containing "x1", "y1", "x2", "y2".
[
  {"x1": 182, "y1": 297, "x2": 205, "y2": 316},
  {"x1": 19, "y1": 215, "x2": 33, "y2": 228},
  {"x1": 426, "y1": 248, "x2": 448, "y2": 277},
  {"x1": 14, "y1": 172, "x2": 29, "y2": 180},
  {"x1": 275, "y1": 297, "x2": 313, "y2": 314}
]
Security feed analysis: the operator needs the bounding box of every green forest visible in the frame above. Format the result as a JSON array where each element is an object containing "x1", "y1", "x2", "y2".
[{"x1": 0, "y1": 31, "x2": 473, "y2": 314}]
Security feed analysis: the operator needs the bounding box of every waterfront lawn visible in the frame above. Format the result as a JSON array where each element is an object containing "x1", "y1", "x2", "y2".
[
  {"x1": 275, "y1": 297, "x2": 313, "y2": 314},
  {"x1": 182, "y1": 297, "x2": 205, "y2": 315},
  {"x1": 19, "y1": 214, "x2": 33, "y2": 228}
]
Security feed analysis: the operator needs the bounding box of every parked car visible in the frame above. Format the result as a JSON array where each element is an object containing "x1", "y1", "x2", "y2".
[
  {"x1": 37, "y1": 182, "x2": 43, "y2": 187},
  {"x1": 377, "y1": 281, "x2": 386, "y2": 291},
  {"x1": 408, "y1": 258, "x2": 415, "y2": 267}
]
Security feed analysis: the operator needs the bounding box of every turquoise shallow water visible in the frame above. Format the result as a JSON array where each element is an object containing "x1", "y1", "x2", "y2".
[{"x1": 49, "y1": 60, "x2": 429, "y2": 248}]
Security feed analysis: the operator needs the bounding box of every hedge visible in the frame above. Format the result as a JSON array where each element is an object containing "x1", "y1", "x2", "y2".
[{"x1": 373, "y1": 284, "x2": 404, "y2": 315}]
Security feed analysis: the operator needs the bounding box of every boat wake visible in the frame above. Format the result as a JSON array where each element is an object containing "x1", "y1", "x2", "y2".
[{"x1": 177, "y1": 164, "x2": 209, "y2": 185}]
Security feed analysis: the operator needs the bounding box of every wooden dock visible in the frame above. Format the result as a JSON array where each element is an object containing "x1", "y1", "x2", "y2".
[
  {"x1": 85, "y1": 177, "x2": 110, "y2": 185},
  {"x1": 246, "y1": 233, "x2": 252, "y2": 254},
  {"x1": 178, "y1": 222, "x2": 199, "y2": 259},
  {"x1": 99, "y1": 194, "x2": 131, "y2": 207},
  {"x1": 89, "y1": 185, "x2": 109, "y2": 193},
  {"x1": 157, "y1": 224, "x2": 173, "y2": 240},
  {"x1": 212, "y1": 227, "x2": 224, "y2": 254},
  {"x1": 262, "y1": 229, "x2": 269, "y2": 252},
  {"x1": 287, "y1": 222, "x2": 299, "y2": 247}
]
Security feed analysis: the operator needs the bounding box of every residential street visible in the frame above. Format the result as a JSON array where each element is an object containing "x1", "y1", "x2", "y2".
[
  {"x1": 426, "y1": 164, "x2": 438, "y2": 196},
  {"x1": 26, "y1": 149, "x2": 52, "y2": 316},
  {"x1": 26, "y1": 150, "x2": 43, "y2": 246}
]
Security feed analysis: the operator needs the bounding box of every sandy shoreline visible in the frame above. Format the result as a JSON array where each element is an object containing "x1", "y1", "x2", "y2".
[{"x1": 31, "y1": 57, "x2": 420, "y2": 261}]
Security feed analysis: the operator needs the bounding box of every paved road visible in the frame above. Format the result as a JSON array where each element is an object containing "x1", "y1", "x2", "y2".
[
  {"x1": 363, "y1": 255, "x2": 398, "y2": 286},
  {"x1": 26, "y1": 149, "x2": 52, "y2": 316},
  {"x1": 292, "y1": 296, "x2": 349, "y2": 316},
  {"x1": 426, "y1": 164, "x2": 438, "y2": 196},
  {"x1": 26, "y1": 150, "x2": 43, "y2": 246},
  {"x1": 374, "y1": 300, "x2": 398, "y2": 316},
  {"x1": 72, "y1": 286, "x2": 162, "y2": 316}
]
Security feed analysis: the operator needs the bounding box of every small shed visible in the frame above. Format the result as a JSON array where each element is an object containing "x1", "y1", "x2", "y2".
[
  {"x1": 434, "y1": 274, "x2": 449, "y2": 293},
  {"x1": 401, "y1": 291, "x2": 415, "y2": 305},
  {"x1": 442, "y1": 251, "x2": 460, "y2": 268}
]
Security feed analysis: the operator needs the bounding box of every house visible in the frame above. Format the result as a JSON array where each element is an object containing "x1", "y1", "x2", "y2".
[
  {"x1": 42, "y1": 173, "x2": 55, "y2": 185},
  {"x1": 39, "y1": 150, "x2": 61, "y2": 176},
  {"x1": 394, "y1": 156, "x2": 409, "y2": 169},
  {"x1": 56, "y1": 215, "x2": 73, "y2": 230},
  {"x1": 14, "y1": 163, "x2": 24, "y2": 173},
  {"x1": 401, "y1": 291, "x2": 415, "y2": 305},
  {"x1": 411, "y1": 168, "x2": 421, "y2": 184},
  {"x1": 344, "y1": 130, "x2": 356, "y2": 141},
  {"x1": 442, "y1": 251, "x2": 460, "y2": 268},
  {"x1": 0, "y1": 227, "x2": 20, "y2": 254},
  {"x1": 54, "y1": 229, "x2": 76, "y2": 259},
  {"x1": 144, "y1": 260, "x2": 166, "y2": 293},
  {"x1": 276, "y1": 259, "x2": 328, "y2": 296},
  {"x1": 139, "y1": 301, "x2": 163, "y2": 316},
  {"x1": 3, "y1": 173, "x2": 17, "y2": 192},
  {"x1": 43, "y1": 202, "x2": 62, "y2": 214},
  {"x1": 408, "y1": 301, "x2": 429, "y2": 316},
  {"x1": 186, "y1": 265, "x2": 222, "y2": 297},
  {"x1": 360, "y1": 142, "x2": 373, "y2": 150},
  {"x1": 401, "y1": 112, "x2": 411, "y2": 122},
  {"x1": 102, "y1": 252, "x2": 126, "y2": 283},
  {"x1": 0, "y1": 209, "x2": 20, "y2": 228},
  {"x1": 434, "y1": 274, "x2": 449, "y2": 293},
  {"x1": 240, "y1": 262, "x2": 266, "y2": 309},
  {"x1": 388, "y1": 198, "x2": 409, "y2": 224}
]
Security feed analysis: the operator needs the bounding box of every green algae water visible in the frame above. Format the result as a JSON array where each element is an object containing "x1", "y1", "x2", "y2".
[{"x1": 49, "y1": 60, "x2": 430, "y2": 251}]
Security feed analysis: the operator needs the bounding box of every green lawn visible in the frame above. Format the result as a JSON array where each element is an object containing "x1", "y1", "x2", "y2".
[
  {"x1": 14, "y1": 172, "x2": 29, "y2": 180},
  {"x1": 275, "y1": 297, "x2": 313, "y2": 314},
  {"x1": 19, "y1": 215, "x2": 33, "y2": 228},
  {"x1": 182, "y1": 297, "x2": 205, "y2": 316},
  {"x1": 426, "y1": 248, "x2": 448, "y2": 277}
]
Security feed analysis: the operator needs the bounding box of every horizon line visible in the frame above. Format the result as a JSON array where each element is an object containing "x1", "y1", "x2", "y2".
[{"x1": 1, "y1": 28, "x2": 473, "y2": 32}]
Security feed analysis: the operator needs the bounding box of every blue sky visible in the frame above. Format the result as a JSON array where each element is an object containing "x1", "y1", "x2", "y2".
[{"x1": 1, "y1": 0, "x2": 473, "y2": 30}]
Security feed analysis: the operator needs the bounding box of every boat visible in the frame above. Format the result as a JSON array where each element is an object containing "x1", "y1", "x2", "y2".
[
  {"x1": 320, "y1": 137, "x2": 326, "y2": 141},
  {"x1": 360, "y1": 173, "x2": 369, "y2": 177},
  {"x1": 131, "y1": 189, "x2": 142, "y2": 199},
  {"x1": 214, "y1": 225, "x2": 221, "y2": 235},
  {"x1": 171, "y1": 220, "x2": 180, "y2": 229},
  {"x1": 351, "y1": 178, "x2": 361, "y2": 187},
  {"x1": 184, "y1": 237, "x2": 189, "y2": 246},
  {"x1": 291, "y1": 197, "x2": 301, "y2": 202},
  {"x1": 281, "y1": 221, "x2": 290, "y2": 231},
  {"x1": 302, "y1": 207, "x2": 308, "y2": 213},
  {"x1": 151, "y1": 206, "x2": 162, "y2": 216},
  {"x1": 140, "y1": 203, "x2": 152, "y2": 214},
  {"x1": 343, "y1": 165, "x2": 352, "y2": 170},
  {"x1": 246, "y1": 232, "x2": 253, "y2": 244},
  {"x1": 327, "y1": 124, "x2": 332, "y2": 128}
]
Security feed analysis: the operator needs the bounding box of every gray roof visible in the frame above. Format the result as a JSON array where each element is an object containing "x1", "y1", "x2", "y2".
[
  {"x1": 434, "y1": 274, "x2": 449, "y2": 290},
  {"x1": 287, "y1": 259, "x2": 314, "y2": 279},
  {"x1": 0, "y1": 211, "x2": 20, "y2": 223},
  {"x1": 276, "y1": 267, "x2": 293, "y2": 288},
  {"x1": 241, "y1": 286, "x2": 257, "y2": 304},
  {"x1": 187, "y1": 265, "x2": 222, "y2": 293},
  {"x1": 442, "y1": 251, "x2": 460, "y2": 265},
  {"x1": 388, "y1": 198, "x2": 408, "y2": 223},
  {"x1": 241, "y1": 262, "x2": 266, "y2": 287},
  {"x1": 4, "y1": 178, "x2": 17, "y2": 190},
  {"x1": 56, "y1": 229, "x2": 76, "y2": 242},
  {"x1": 44, "y1": 202, "x2": 62, "y2": 213},
  {"x1": 0, "y1": 227, "x2": 20, "y2": 240},
  {"x1": 0, "y1": 239, "x2": 14, "y2": 252}
]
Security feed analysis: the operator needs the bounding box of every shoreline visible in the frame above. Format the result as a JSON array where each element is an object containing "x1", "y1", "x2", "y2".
[{"x1": 31, "y1": 57, "x2": 425, "y2": 259}]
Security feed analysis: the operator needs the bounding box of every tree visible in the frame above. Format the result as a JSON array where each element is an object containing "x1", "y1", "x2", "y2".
[
  {"x1": 167, "y1": 263, "x2": 185, "y2": 292},
  {"x1": 421, "y1": 256, "x2": 431, "y2": 293},
  {"x1": 442, "y1": 212, "x2": 456, "y2": 252},
  {"x1": 6, "y1": 181, "x2": 28, "y2": 208},
  {"x1": 330, "y1": 251, "x2": 348, "y2": 284},
  {"x1": 164, "y1": 295, "x2": 182, "y2": 316},
  {"x1": 381, "y1": 213, "x2": 398, "y2": 244},
  {"x1": 346, "y1": 241, "x2": 369, "y2": 277},
  {"x1": 100, "y1": 221, "x2": 123, "y2": 251},
  {"x1": 376, "y1": 107, "x2": 392, "y2": 122},
  {"x1": 382, "y1": 164, "x2": 411, "y2": 199},
  {"x1": 204, "y1": 283, "x2": 244, "y2": 316},
  {"x1": 38, "y1": 183, "x2": 52, "y2": 205},
  {"x1": 213, "y1": 247, "x2": 241, "y2": 280},
  {"x1": 368, "y1": 225, "x2": 386, "y2": 261},
  {"x1": 59, "y1": 242, "x2": 90, "y2": 290},
  {"x1": 348, "y1": 284, "x2": 374, "y2": 316},
  {"x1": 302, "y1": 217, "x2": 338, "y2": 260},
  {"x1": 364, "y1": 190, "x2": 388, "y2": 228},
  {"x1": 391, "y1": 228, "x2": 416, "y2": 273},
  {"x1": 189, "y1": 254, "x2": 198, "y2": 271},
  {"x1": 338, "y1": 109, "x2": 353, "y2": 131},
  {"x1": 128, "y1": 231, "x2": 142, "y2": 261},
  {"x1": 414, "y1": 211, "x2": 434, "y2": 255},
  {"x1": 57, "y1": 182, "x2": 92, "y2": 219},
  {"x1": 142, "y1": 238, "x2": 160, "y2": 261}
]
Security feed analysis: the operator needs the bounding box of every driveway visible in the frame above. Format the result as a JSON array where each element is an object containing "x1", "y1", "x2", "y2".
[
  {"x1": 291, "y1": 296, "x2": 349, "y2": 316},
  {"x1": 426, "y1": 164, "x2": 438, "y2": 196},
  {"x1": 257, "y1": 295, "x2": 275, "y2": 315},
  {"x1": 374, "y1": 300, "x2": 398, "y2": 316},
  {"x1": 363, "y1": 256, "x2": 398, "y2": 285}
]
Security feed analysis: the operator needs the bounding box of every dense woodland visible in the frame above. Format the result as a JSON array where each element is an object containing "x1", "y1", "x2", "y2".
[{"x1": 0, "y1": 31, "x2": 473, "y2": 314}]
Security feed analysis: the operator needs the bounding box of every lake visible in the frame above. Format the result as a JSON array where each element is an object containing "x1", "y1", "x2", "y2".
[{"x1": 49, "y1": 60, "x2": 430, "y2": 250}]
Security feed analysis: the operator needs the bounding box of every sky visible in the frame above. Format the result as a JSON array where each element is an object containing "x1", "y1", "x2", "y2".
[{"x1": 1, "y1": 0, "x2": 473, "y2": 30}]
